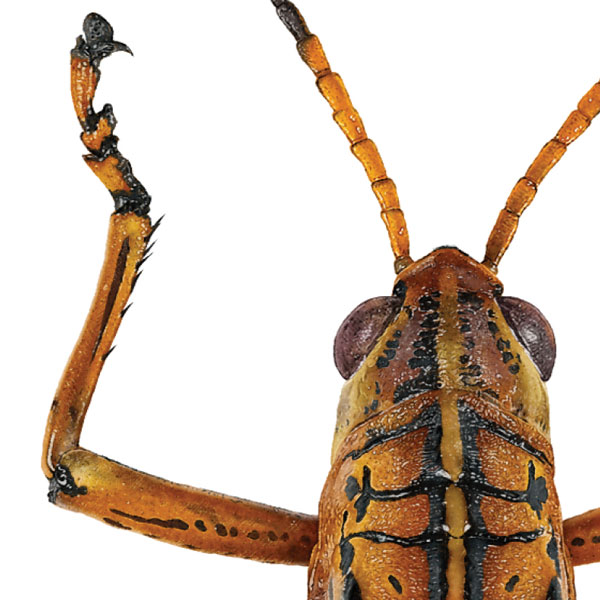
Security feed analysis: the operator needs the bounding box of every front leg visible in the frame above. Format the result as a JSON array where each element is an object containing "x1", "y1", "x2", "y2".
[
  {"x1": 563, "y1": 509, "x2": 600, "y2": 566},
  {"x1": 42, "y1": 13, "x2": 317, "y2": 566}
]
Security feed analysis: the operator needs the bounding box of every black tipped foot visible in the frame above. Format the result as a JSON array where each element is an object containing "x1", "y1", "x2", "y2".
[
  {"x1": 72, "y1": 13, "x2": 132, "y2": 68},
  {"x1": 47, "y1": 464, "x2": 87, "y2": 504},
  {"x1": 272, "y1": 0, "x2": 311, "y2": 42}
]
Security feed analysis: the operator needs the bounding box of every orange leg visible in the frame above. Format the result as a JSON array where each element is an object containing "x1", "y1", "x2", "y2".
[
  {"x1": 271, "y1": 0, "x2": 412, "y2": 273},
  {"x1": 483, "y1": 78, "x2": 600, "y2": 272},
  {"x1": 563, "y1": 509, "x2": 600, "y2": 566},
  {"x1": 42, "y1": 13, "x2": 317, "y2": 566}
]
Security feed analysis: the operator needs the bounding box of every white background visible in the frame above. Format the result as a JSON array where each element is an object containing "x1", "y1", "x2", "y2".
[{"x1": 2, "y1": 1, "x2": 599, "y2": 598}]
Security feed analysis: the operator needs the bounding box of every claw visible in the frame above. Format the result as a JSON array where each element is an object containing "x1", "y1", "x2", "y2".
[{"x1": 73, "y1": 13, "x2": 132, "y2": 68}]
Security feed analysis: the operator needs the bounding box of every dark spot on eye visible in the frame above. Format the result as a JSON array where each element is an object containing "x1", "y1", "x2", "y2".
[
  {"x1": 497, "y1": 296, "x2": 556, "y2": 381},
  {"x1": 508, "y1": 363, "x2": 520, "y2": 374},
  {"x1": 215, "y1": 524, "x2": 227, "y2": 536},
  {"x1": 376, "y1": 357, "x2": 389, "y2": 368},
  {"x1": 459, "y1": 355, "x2": 469, "y2": 364},
  {"x1": 502, "y1": 351, "x2": 513, "y2": 363},
  {"x1": 247, "y1": 530, "x2": 259, "y2": 540},
  {"x1": 571, "y1": 537, "x2": 585, "y2": 547},
  {"x1": 194, "y1": 519, "x2": 207, "y2": 532},
  {"x1": 334, "y1": 296, "x2": 404, "y2": 379}
]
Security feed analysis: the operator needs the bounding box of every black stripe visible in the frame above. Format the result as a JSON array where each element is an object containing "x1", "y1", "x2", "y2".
[{"x1": 91, "y1": 237, "x2": 130, "y2": 359}]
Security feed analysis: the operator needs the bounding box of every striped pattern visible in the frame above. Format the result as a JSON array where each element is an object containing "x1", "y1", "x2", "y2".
[{"x1": 310, "y1": 248, "x2": 574, "y2": 600}]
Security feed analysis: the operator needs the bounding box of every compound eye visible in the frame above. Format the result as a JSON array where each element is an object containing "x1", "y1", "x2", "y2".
[
  {"x1": 497, "y1": 296, "x2": 556, "y2": 381},
  {"x1": 334, "y1": 296, "x2": 404, "y2": 379}
]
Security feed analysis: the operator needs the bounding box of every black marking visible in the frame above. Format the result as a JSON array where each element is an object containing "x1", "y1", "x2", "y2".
[
  {"x1": 110, "y1": 508, "x2": 189, "y2": 530},
  {"x1": 458, "y1": 401, "x2": 553, "y2": 600},
  {"x1": 546, "y1": 577, "x2": 562, "y2": 600},
  {"x1": 215, "y1": 524, "x2": 227, "y2": 536},
  {"x1": 339, "y1": 514, "x2": 355, "y2": 575},
  {"x1": 136, "y1": 252, "x2": 152, "y2": 270},
  {"x1": 230, "y1": 527, "x2": 238, "y2": 537},
  {"x1": 145, "y1": 215, "x2": 164, "y2": 242},
  {"x1": 505, "y1": 575, "x2": 519, "y2": 592},
  {"x1": 272, "y1": 0, "x2": 311, "y2": 42},
  {"x1": 194, "y1": 519, "x2": 207, "y2": 532},
  {"x1": 345, "y1": 402, "x2": 441, "y2": 461},
  {"x1": 101, "y1": 345, "x2": 116, "y2": 361},
  {"x1": 340, "y1": 402, "x2": 448, "y2": 600},
  {"x1": 92, "y1": 237, "x2": 130, "y2": 359},
  {"x1": 392, "y1": 280, "x2": 408, "y2": 303},
  {"x1": 487, "y1": 321, "x2": 499, "y2": 335},
  {"x1": 130, "y1": 270, "x2": 142, "y2": 293},
  {"x1": 48, "y1": 464, "x2": 87, "y2": 503},
  {"x1": 267, "y1": 531, "x2": 278, "y2": 541},
  {"x1": 103, "y1": 517, "x2": 131, "y2": 530},
  {"x1": 342, "y1": 572, "x2": 362, "y2": 600},
  {"x1": 345, "y1": 476, "x2": 361, "y2": 501},
  {"x1": 487, "y1": 316, "x2": 522, "y2": 377},
  {"x1": 247, "y1": 530, "x2": 259, "y2": 540},
  {"x1": 571, "y1": 537, "x2": 585, "y2": 547},
  {"x1": 72, "y1": 16, "x2": 152, "y2": 217},
  {"x1": 110, "y1": 156, "x2": 151, "y2": 217},
  {"x1": 72, "y1": 13, "x2": 132, "y2": 69},
  {"x1": 393, "y1": 294, "x2": 440, "y2": 403},
  {"x1": 459, "y1": 402, "x2": 550, "y2": 465},
  {"x1": 525, "y1": 461, "x2": 548, "y2": 518},
  {"x1": 346, "y1": 464, "x2": 450, "y2": 524},
  {"x1": 459, "y1": 363, "x2": 485, "y2": 388},
  {"x1": 120, "y1": 303, "x2": 133, "y2": 319},
  {"x1": 593, "y1": 536, "x2": 600, "y2": 544},
  {"x1": 388, "y1": 575, "x2": 403, "y2": 594},
  {"x1": 458, "y1": 291, "x2": 484, "y2": 311}
]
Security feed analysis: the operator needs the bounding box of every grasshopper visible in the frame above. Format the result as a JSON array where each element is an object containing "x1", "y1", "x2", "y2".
[{"x1": 43, "y1": 3, "x2": 600, "y2": 599}]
